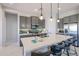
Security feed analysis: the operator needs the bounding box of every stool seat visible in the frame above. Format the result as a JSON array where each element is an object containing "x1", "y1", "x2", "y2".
[
  {"x1": 31, "y1": 46, "x2": 51, "y2": 56},
  {"x1": 31, "y1": 50, "x2": 51, "y2": 56},
  {"x1": 64, "y1": 39, "x2": 73, "y2": 47},
  {"x1": 72, "y1": 40, "x2": 78, "y2": 47},
  {"x1": 51, "y1": 42, "x2": 65, "y2": 56}
]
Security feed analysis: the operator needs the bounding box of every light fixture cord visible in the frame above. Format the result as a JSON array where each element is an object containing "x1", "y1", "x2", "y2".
[
  {"x1": 50, "y1": 3, "x2": 52, "y2": 18},
  {"x1": 57, "y1": 3, "x2": 59, "y2": 20},
  {"x1": 41, "y1": 3, "x2": 43, "y2": 16}
]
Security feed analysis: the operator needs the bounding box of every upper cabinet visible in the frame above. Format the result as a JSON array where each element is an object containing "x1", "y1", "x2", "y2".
[
  {"x1": 58, "y1": 19, "x2": 64, "y2": 29},
  {"x1": 63, "y1": 14, "x2": 78, "y2": 24},
  {"x1": 20, "y1": 16, "x2": 45, "y2": 29},
  {"x1": 31, "y1": 16, "x2": 39, "y2": 26},
  {"x1": 69, "y1": 15, "x2": 78, "y2": 23},
  {"x1": 31, "y1": 16, "x2": 45, "y2": 28},
  {"x1": 63, "y1": 16, "x2": 70, "y2": 24},
  {"x1": 38, "y1": 19, "x2": 45, "y2": 28},
  {"x1": 20, "y1": 16, "x2": 31, "y2": 29}
]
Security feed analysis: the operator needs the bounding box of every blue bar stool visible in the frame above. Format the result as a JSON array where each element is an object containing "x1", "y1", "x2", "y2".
[
  {"x1": 72, "y1": 38, "x2": 78, "y2": 56},
  {"x1": 63, "y1": 38, "x2": 78, "y2": 56},
  {"x1": 63, "y1": 39, "x2": 73, "y2": 56},
  {"x1": 51, "y1": 41, "x2": 65, "y2": 56},
  {"x1": 31, "y1": 46, "x2": 51, "y2": 56}
]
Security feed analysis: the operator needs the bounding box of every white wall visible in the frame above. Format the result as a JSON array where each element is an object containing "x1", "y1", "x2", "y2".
[
  {"x1": 0, "y1": 5, "x2": 3, "y2": 46},
  {"x1": 45, "y1": 17, "x2": 57, "y2": 36},
  {"x1": 0, "y1": 5, "x2": 6, "y2": 47},
  {"x1": 2, "y1": 7, "x2": 6, "y2": 46}
]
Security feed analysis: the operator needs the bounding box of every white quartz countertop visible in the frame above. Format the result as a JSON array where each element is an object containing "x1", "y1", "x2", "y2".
[{"x1": 21, "y1": 34, "x2": 73, "y2": 55}]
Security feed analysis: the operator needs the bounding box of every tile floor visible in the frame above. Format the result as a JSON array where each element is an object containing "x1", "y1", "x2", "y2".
[{"x1": 0, "y1": 45, "x2": 79, "y2": 56}]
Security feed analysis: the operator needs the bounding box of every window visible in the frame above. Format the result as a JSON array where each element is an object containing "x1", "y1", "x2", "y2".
[
  {"x1": 64, "y1": 23, "x2": 77, "y2": 34},
  {"x1": 69, "y1": 24, "x2": 77, "y2": 32}
]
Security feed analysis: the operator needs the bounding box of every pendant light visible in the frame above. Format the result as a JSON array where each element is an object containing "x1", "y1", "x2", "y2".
[
  {"x1": 57, "y1": 3, "x2": 60, "y2": 22},
  {"x1": 49, "y1": 3, "x2": 53, "y2": 21},
  {"x1": 39, "y1": 3, "x2": 43, "y2": 20}
]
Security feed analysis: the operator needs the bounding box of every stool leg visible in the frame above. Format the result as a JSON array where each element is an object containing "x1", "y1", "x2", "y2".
[
  {"x1": 66, "y1": 48, "x2": 69, "y2": 56},
  {"x1": 62, "y1": 48, "x2": 68, "y2": 55},
  {"x1": 64, "y1": 46, "x2": 70, "y2": 56},
  {"x1": 73, "y1": 46, "x2": 78, "y2": 56}
]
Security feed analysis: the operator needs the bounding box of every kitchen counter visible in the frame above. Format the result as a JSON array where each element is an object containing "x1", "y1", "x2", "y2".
[
  {"x1": 20, "y1": 33, "x2": 47, "y2": 38},
  {"x1": 21, "y1": 34, "x2": 73, "y2": 56}
]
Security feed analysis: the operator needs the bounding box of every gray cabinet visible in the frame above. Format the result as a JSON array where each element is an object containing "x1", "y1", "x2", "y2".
[
  {"x1": 63, "y1": 16, "x2": 70, "y2": 24},
  {"x1": 31, "y1": 16, "x2": 39, "y2": 26},
  {"x1": 58, "y1": 19, "x2": 64, "y2": 29},
  {"x1": 20, "y1": 16, "x2": 31, "y2": 29},
  {"x1": 31, "y1": 16, "x2": 45, "y2": 28},
  {"x1": 63, "y1": 14, "x2": 78, "y2": 24},
  {"x1": 20, "y1": 16, "x2": 45, "y2": 29},
  {"x1": 69, "y1": 15, "x2": 77, "y2": 23},
  {"x1": 38, "y1": 19, "x2": 45, "y2": 28}
]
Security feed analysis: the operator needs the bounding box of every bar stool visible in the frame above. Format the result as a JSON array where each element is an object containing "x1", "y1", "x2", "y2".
[
  {"x1": 63, "y1": 39, "x2": 73, "y2": 56},
  {"x1": 71, "y1": 38, "x2": 78, "y2": 56},
  {"x1": 72, "y1": 38, "x2": 77, "y2": 46},
  {"x1": 51, "y1": 41, "x2": 65, "y2": 56},
  {"x1": 63, "y1": 38, "x2": 78, "y2": 56},
  {"x1": 31, "y1": 46, "x2": 51, "y2": 56}
]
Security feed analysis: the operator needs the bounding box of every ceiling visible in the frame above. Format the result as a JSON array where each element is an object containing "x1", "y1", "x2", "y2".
[{"x1": 1, "y1": 3, "x2": 79, "y2": 17}]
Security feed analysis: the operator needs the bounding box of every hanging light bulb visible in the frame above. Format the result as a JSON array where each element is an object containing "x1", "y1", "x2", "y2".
[
  {"x1": 39, "y1": 3, "x2": 43, "y2": 20},
  {"x1": 50, "y1": 18, "x2": 53, "y2": 21},
  {"x1": 57, "y1": 19, "x2": 60, "y2": 22},
  {"x1": 39, "y1": 15, "x2": 43, "y2": 20},
  {"x1": 49, "y1": 3, "x2": 53, "y2": 21}
]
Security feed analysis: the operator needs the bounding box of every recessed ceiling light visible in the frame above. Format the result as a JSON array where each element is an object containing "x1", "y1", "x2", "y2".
[
  {"x1": 34, "y1": 9, "x2": 38, "y2": 11},
  {"x1": 58, "y1": 7, "x2": 61, "y2": 10}
]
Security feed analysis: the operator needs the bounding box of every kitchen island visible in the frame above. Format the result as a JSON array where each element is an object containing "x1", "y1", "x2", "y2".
[{"x1": 21, "y1": 34, "x2": 73, "y2": 56}]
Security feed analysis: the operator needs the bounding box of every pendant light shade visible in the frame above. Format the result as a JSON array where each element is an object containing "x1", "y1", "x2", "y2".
[
  {"x1": 49, "y1": 3, "x2": 53, "y2": 21},
  {"x1": 57, "y1": 3, "x2": 60, "y2": 23},
  {"x1": 50, "y1": 18, "x2": 53, "y2": 21},
  {"x1": 57, "y1": 19, "x2": 60, "y2": 22},
  {"x1": 39, "y1": 3, "x2": 43, "y2": 20},
  {"x1": 39, "y1": 15, "x2": 43, "y2": 20}
]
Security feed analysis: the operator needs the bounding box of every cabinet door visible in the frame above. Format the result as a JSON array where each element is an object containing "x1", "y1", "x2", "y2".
[
  {"x1": 69, "y1": 15, "x2": 77, "y2": 23},
  {"x1": 20, "y1": 16, "x2": 31, "y2": 29},
  {"x1": 38, "y1": 19, "x2": 45, "y2": 28},
  {"x1": 32, "y1": 16, "x2": 39, "y2": 26},
  {"x1": 58, "y1": 19, "x2": 64, "y2": 29},
  {"x1": 26, "y1": 17, "x2": 31, "y2": 29},
  {"x1": 31, "y1": 16, "x2": 45, "y2": 28},
  {"x1": 63, "y1": 17, "x2": 70, "y2": 24},
  {"x1": 20, "y1": 16, "x2": 27, "y2": 29}
]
